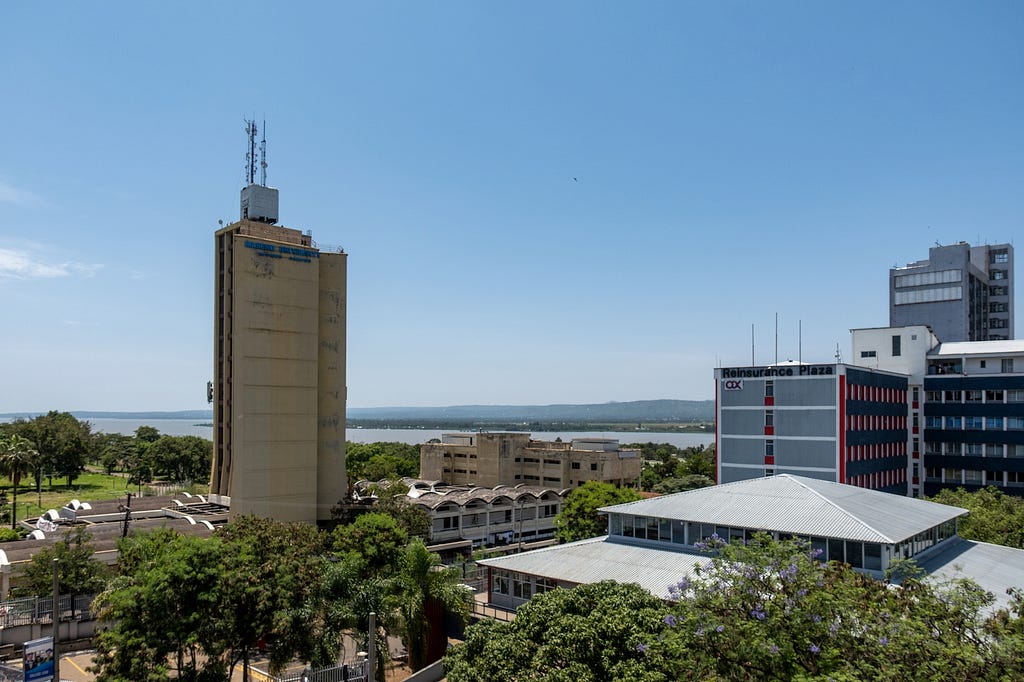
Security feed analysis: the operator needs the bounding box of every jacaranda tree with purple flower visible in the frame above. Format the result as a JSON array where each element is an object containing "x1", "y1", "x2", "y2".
[
  {"x1": 445, "y1": 534, "x2": 1024, "y2": 681},
  {"x1": 644, "y1": 533, "x2": 1010, "y2": 680}
]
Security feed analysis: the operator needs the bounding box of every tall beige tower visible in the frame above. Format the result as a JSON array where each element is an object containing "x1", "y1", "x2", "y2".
[{"x1": 210, "y1": 122, "x2": 346, "y2": 523}]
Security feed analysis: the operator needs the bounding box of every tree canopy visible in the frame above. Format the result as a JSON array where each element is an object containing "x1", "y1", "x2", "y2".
[
  {"x1": 333, "y1": 512, "x2": 409, "y2": 575},
  {"x1": 92, "y1": 528, "x2": 226, "y2": 681},
  {"x1": 24, "y1": 411, "x2": 92, "y2": 487},
  {"x1": 444, "y1": 581, "x2": 673, "y2": 682},
  {"x1": 630, "y1": 442, "x2": 716, "y2": 492},
  {"x1": 93, "y1": 517, "x2": 332, "y2": 681},
  {"x1": 553, "y1": 481, "x2": 642, "y2": 543},
  {"x1": 446, "y1": 535, "x2": 1024, "y2": 681},
  {"x1": 929, "y1": 486, "x2": 1024, "y2": 549},
  {"x1": 92, "y1": 506, "x2": 467, "y2": 681},
  {"x1": 0, "y1": 432, "x2": 38, "y2": 529},
  {"x1": 346, "y1": 441, "x2": 420, "y2": 484},
  {"x1": 22, "y1": 526, "x2": 110, "y2": 598},
  {"x1": 146, "y1": 435, "x2": 212, "y2": 484}
]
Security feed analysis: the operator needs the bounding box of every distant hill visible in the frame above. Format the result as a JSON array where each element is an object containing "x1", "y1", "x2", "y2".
[
  {"x1": 1, "y1": 400, "x2": 714, "y2": 424},
  {"x1": 0, "y1": 410, "x2": 214, "y2": 420},
  {"x1": 347, "y1": 400, "x2": 714, "y2": 423}
]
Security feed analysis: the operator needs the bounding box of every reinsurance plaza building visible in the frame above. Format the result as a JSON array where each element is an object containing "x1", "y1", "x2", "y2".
[
  {"x1": 714, "y1": 363, "x2": 909, "y2": 492},
  {"x1": 209, "y1": 180, "x2": 347, "y2": 523}
]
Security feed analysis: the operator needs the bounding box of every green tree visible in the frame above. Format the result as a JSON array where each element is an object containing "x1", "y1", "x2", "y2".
[
  {"x1": 24, "y1": 411, "x2": 91, "y2": 488},
  {"x1": 631, "y1": 442, "x2": 716, "y2": 491},
  {"x1": 346, "y1": 441, "x2": 420, "y2": 484},
  {"x1": 929, "y1": 486, "x2": 1024, "y2": 549},
  {"x1": 93, "y1": 433, "x2": 138, "y2": 476},
  {"x1": 362, "y1": 479, "x2": 431, "y2": 538},
  {"x1": 134, "y1": 425, "x2": 161, "y2": 443},
  {"x1": 216, "y1": 515, "x2": 327, "y2": 679},
  {"x1": 0, "y1": 433, "x2": 37, "y2": 529},
  {"x1": 677, "y1": 442, "x2": 716, "y2": 479},
  {"x1": 986, "y1": 588, "x2": 1024, "y2": 676},
  {"x1": 93, "y1": 521, "x2": 340, "y2": 682},
  {"x1": 651, "y1": 474, "x2": 715, "y2": 494},
  {"x1": 650, "y1": 534, "x2": 1000, "y2": 681},
  {"x1": 554, "y1": 481, "x2": 641, "y2": 542},
  {"x1": 332, "y1": 512, "x2": 409, "y2": 575},
  {"x1": 447, "y1": 537, "x2": 1021, "y2": 681},
  {"x1": 92, "y1": 528, "x2": 226, "y2": 681},
  {"x1": 444, "y1": 581, "x2": 674, "y2": 682},
  {"x1": 398, "y1": 540, "x2": 471, "y2": 671},
  {"x1": 148, "y1": 435, "x2": 213, "y2": 484},
  {"x1": 22, "y1": 527, "x2": 109, "y2": 598}
]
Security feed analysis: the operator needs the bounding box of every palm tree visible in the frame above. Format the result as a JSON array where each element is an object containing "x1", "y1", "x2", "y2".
[
  {"x1": 0, "y1": 434, "x2": 38, "y2": 529},
  {"x1": 398, "y1": 540, "x2": 471, "y2": 671}
]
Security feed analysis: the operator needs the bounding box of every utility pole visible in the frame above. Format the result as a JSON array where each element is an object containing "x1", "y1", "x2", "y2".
[
  {"x1": 119, "y1": 492, "x2": 133, "y2": 538},
  {"x1": 368, "y1": 611, "x2": 377, "y2": 682},
  {"x1": 52, "y1": 558, "x2": 60, "y2": 682}
]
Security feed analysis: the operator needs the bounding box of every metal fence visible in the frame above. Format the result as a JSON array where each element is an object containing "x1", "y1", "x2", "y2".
[
  {"x1": 0, "y1": 664, "x2": 19, "y2": 682},
  {"x1": 0, "y1": 593, "x2": 96, "y2": 628},
  {"x1": 270, "y1": 662, "x2": 369, "y2": 682}
]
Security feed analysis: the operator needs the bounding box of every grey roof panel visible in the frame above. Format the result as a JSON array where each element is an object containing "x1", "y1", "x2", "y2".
[
  {"x1": 916, "y1": 538, "x2": 1024, "y2": 612},
  {"x1": 480, "y1": 535, "x2": 1024, "y2": 613},
  {"x1": 599, "y1": 475, "x2": 967, "y2": 543},
  {"x1": 478, "y1": 537, "x2": 707, "y2": 600},
  {"x1": 929, "y1": 340, "x2": 1024, "y2": 356}
]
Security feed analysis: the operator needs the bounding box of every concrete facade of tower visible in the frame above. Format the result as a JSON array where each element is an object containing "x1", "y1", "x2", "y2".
[
  {"x1": 889, "y1": 241, "x2": 1014, "y2": 342},
  {"x1": 209, "y1": 145, "x2": 347, "y2": 523}
]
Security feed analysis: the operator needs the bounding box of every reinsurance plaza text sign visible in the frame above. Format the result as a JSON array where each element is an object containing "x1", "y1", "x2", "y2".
[{"x1": 721, "y1": 365, "x2": 836, "y2": 378}]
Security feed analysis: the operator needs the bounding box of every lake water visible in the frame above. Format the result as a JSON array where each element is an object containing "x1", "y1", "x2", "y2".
[{"x1": 67, "y1": 419, "x2": 715, "y2": 449}]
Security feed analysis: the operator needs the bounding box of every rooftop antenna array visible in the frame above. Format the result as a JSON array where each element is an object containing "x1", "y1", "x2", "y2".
[
  {"x1": 260, "y1": 120, "x2": 268, "y2": 186},
  {"x1": 239, "y1": 119, "x2": 279, "y2": 223},
  {"x1": 244, "y1": 118, "x2": 268, "y2": 187},
  {"x1": 245, "y1": 119, "x2": 258, "y2": 186}
]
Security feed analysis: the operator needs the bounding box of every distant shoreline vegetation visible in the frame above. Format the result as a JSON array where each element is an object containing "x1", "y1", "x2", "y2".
[
  {"x1": 0, "y1": 399, "x2": 716, "y2": 431},
  {"x1": 346, "y1": 419, "x2": 714, "y2": 433}
]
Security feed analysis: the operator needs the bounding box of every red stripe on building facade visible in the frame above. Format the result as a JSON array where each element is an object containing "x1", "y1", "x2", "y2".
[{"x1": 839, "y1": 375, "x2": 847, "y2": 484}]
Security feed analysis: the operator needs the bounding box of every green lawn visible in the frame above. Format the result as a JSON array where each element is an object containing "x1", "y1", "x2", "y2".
[{"x1": 0, "y1": 471, "x2": 207, "y2": 522}]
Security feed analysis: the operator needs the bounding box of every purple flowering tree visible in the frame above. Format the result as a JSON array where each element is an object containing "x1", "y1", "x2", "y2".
[{"x1": 648, "y1": 533, "x2": 1009, "y2": 680}]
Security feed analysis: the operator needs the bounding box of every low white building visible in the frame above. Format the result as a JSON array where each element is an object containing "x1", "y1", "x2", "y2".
[{"x1": 478, "y1": 475, "x2": 1024, "y2": 613}]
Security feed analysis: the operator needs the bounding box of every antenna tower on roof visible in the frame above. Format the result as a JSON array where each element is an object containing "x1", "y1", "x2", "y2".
[
  {"x1": 244, "y1": 119, "x2": 258, "y2": 185},
  {"x1": 239, "y1": 119, "x2": 279, "y2": 223},
  {"x1": 260, "y1": 120, "x2": 268, "y2": 186}
]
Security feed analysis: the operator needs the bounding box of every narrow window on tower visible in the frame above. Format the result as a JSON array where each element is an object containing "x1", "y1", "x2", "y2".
[
  {"x1": 765, "y1": 411, "x2": 774, "y2": 427},
  {"x1": 766, "y1": 440, "x2": 775, "y2": 456},
  {"x1": 765, "y1": 381, "x2": 774, "y2": 398},
  {"x1": 892, "y1": 335, "x2": 901, "y2": 357}
]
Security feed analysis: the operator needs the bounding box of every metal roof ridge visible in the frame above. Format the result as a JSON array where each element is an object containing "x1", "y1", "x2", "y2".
[
  {"x1": 598, "y1": 475, "x2": 762, "y2": 512},
  {"x1": 780, "y1": 475, "x2": 894, "y2": 543},
  {"x1": 477, "y1": 535, "x2": 608, "y2": 564}
]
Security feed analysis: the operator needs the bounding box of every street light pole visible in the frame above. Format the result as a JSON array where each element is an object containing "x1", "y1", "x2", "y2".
[
  {"x1": 368, "y1": 611, "x2": 377, "y2": 682},
  {"x1": 52, "y1": 558, "x2": 60, "y2": 682},
  {"x1": 119, "y1": 492, "x2": 133, "y2": 539}
]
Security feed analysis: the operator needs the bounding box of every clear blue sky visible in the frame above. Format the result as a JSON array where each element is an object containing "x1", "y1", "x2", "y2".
[{"x1": 2, "y1": 2, "x2": 1021, "y2": 412}]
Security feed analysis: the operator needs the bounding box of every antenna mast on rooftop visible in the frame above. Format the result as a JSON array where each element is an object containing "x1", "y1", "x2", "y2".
[
  {"x1": 239, "y1": 119, "x2": 279, "y2": 223},
  {"x1": 260, "y1": 120, "x2": 268, "y2": 186},
  {"x1": 245, "y1": 119, "x2": 259, "y2": 186}
]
